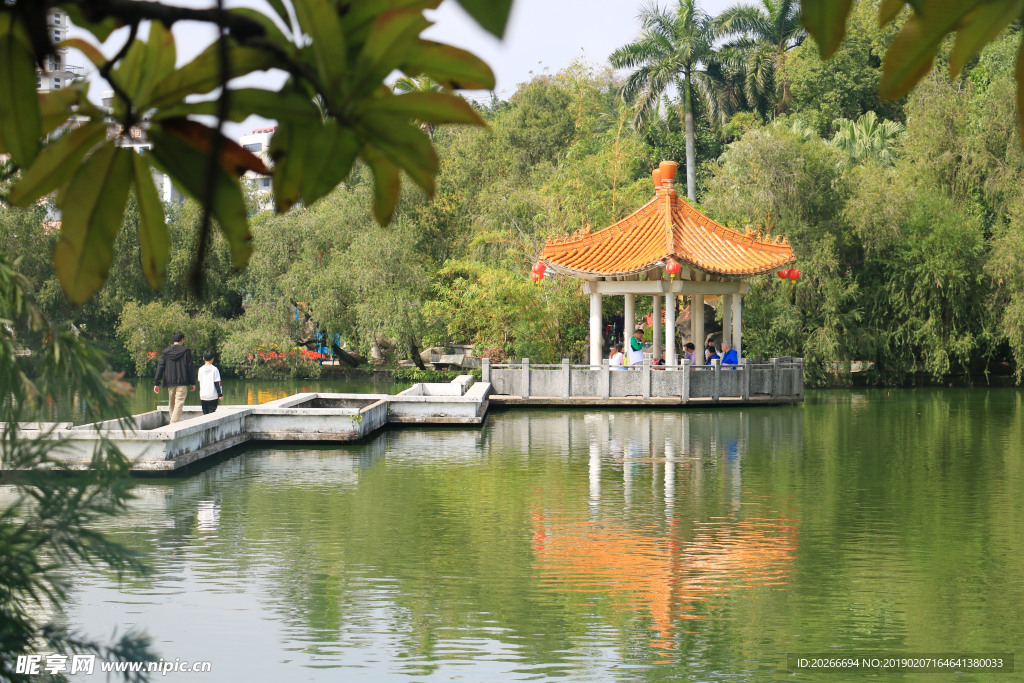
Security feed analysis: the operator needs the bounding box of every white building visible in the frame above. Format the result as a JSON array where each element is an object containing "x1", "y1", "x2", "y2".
[
  {"x1": 37, "y1": 10, "x2": 82, "y2": 92},
  {"x1": 239, "y1": 126, "x2": 275, "y2": 210}
]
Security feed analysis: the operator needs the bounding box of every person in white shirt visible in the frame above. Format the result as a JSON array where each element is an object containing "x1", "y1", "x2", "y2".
[
  {"x1": 626, "y1": 328, "x2": 645, "y2": 366},
  {"x1": 609, "y1": 344, "x2": 624, "y2": 370},
  {"x1": 197, "y1": 349, "x2": 223, "y2": 415}
]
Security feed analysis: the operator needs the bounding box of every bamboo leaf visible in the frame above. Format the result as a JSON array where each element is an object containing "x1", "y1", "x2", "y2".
[
  {"x1": 949, "y1": 0, "x2": 1024, "y2": 77},
  {"x1": 148, "y1": 128, "x2": 252, "y2": 269},
  {"x1": 801, "y1": 0, "x2": 855, "y2": 59},
  {"x1": 131, "y1": 153, "x2": 169, "y2": 289},
  {"x1": 400, "y1": 40, "x2": 496, "y2": 90},
  {"x1": 9, "y1": 122, "x2": 107, "y2": 207},
  {"x1": 0, "y1": 14, "x2": 42, "y2": 165},
  {"x1": 878, "y1": 0, "x2": 905, "y2": 27},
  {"x1": 454, "y1": 0, "x2": 513, "y2": 38},
  {"x1": 1016, "y1": 33, "x2": 1024, "y2": 154},
  {"x1": 365, "y1": 92, "x2": 485, "y2": 126},
  {"x1": 53, "y1": 144, "x2": 134, "y2": 304},
  {"x1": 361, "y1": 146, "x2": 402, "y2": 225}
]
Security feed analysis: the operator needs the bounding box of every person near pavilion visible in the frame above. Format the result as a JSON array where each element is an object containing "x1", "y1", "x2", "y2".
[
  {"x1": 627, "y1": 328, "x2": 645, "y2": 366},
  {"x1": 721, "y1": 340, "x2": 738, "y2": 365}
]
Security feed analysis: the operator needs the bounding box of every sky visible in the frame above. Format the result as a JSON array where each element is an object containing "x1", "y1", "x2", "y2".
[{"x1": 69, "y1": 0, "x2": 736, "y2": 137}]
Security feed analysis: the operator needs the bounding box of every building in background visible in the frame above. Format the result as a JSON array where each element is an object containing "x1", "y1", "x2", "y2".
[
  {"x1": 37, "y1": 10, "x2": 82, "y2": 92},
  {"x1": 239, "y1": 126, "x2": 275, "y2": 210}
]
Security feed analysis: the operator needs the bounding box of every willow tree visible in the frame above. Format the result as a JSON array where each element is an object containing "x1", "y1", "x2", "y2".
[{"x1": 610, "y1": 0, "x2": 722, "y2": 201}]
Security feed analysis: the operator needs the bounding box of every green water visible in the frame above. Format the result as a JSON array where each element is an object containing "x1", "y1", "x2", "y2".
[
  {"x1": 43, "y1": 376, "x2": 407, "y2": 423},
  {"x1": 54, "y1": 389, "x2": 1023, "y2": 680}
]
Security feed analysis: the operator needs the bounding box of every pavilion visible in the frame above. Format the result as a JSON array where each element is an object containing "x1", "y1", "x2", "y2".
[{"x1": 538, "y1": 161, "x2": 796, "y2": 366}]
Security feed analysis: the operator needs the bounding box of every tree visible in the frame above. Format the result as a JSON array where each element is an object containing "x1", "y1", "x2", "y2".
[
  {"x1": 0, "y1": 254, "x2": 156, "y2": 681},
  {"x1": 610, "y1": 0, "x2": 723, "y2": 201},
  {"x1": 801, "y1": 0, "x2": 1024, "y2": 143},
  {"x1": 715, "y1": 0, "x2": 806, "y2": 114},
  {"x1": 831, "y1": 111, "x2": 905, "y2": 166},
  {"x1": 394, "y1": 76, "x2": 446, "y2": 138},
  {"x1": 0, "y1": 0, "x2": 513, "y2": 305}
]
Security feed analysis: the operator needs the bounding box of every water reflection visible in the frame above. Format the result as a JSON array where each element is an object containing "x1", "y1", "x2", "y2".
[{"x1": 39, "y1": 392, "x2": 1024, "y2": 680}]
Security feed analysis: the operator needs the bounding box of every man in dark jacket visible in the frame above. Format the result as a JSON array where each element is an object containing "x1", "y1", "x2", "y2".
[{"x1": 153, "y1": 331, "x2": 195, "y2": 424}]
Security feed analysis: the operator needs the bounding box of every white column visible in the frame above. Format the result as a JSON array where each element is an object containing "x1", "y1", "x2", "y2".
[
  {"x1": 732, "y1": 293, "x2": 742, "y2": 357},
  {"x1": 665, "y1": 292, "x2": 676, "y2": 365},
  {"x1": 652, "y1": 295, "x2": 662, "y2": 360},
  {"x1": 589, "y1": 291, "x2": 603, "y2": 367},
  {"x1": 722, "y1": 294, "x2": 732, "y2": 346},
  {"x1": 624, "y1": 293, "x2": 635, "y2": 343},
  {"x1": 692, "y1": 293, "x2": 704, "y2": 364}
]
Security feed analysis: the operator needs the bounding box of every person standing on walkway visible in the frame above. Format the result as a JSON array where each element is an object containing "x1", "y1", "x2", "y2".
[
  {"x1": 197, "y1": 349, "x2": 224, "y2": 415},
  {"x1": 153, "y1": 331, "x2": 195, "y2": 424}
]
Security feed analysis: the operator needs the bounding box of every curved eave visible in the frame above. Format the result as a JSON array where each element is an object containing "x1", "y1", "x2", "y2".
[{"x1": 542, "y1": 259, "x2": 664, "y2": 280}]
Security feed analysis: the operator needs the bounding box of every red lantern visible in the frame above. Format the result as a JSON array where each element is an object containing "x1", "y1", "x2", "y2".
[
  {"x1": 788, "y1": 268, "x2": 800, "y2": 281},
  {"x1": 665, "y1": 260, "x2": 681, "y2": 276},
  {"x1": 531, "y1": 272, "x2": 542, "y2": 282},
  {"x1": 778, "y1": 269, "x2": 789, "y2": 279},
  {"x1": 532, "y1": 262, "x2": 546, "y2": 277}
]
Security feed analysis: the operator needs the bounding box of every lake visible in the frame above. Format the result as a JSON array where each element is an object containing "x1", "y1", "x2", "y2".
[{"x1": 49, "y1": 388, "x2": 1024, "y2": 680}]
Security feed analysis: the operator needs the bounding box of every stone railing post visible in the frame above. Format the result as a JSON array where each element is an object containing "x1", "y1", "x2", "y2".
[
  {"x1": 713, "y1": 359, "x2": 721, "y2": 401},
  {"x1": 601, "y1": 359, "x2": 610, "y2": 398},
  {"x1": 771, "y1": 357, "x2": 780, "y2": 399},
  {"x1": 741, "y1": 357, "x2": 750, "y2": 400},
  {"x1": 797, "y1": 357, "x2": 805, "y2": 399},
  {"x1": 682, "y1": 359, "x2": 690, "y2": 402},
  {"x1": 642, "y1": 357, "x2": 651, "y2": 399},
  {"x1": 562, "y1": 358, "x2": 571, "y2": 398},
  {"x1": 481, "y1": 357, "x2": 490, "y2": 383},
  {"x1": 521, "y1": 358, "x2": 530, "y2": 399}
]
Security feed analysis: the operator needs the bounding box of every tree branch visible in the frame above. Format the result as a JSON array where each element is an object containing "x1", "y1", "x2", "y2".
[{"x1": 71, "y1": 0, "x2": 266, "y2": 41}]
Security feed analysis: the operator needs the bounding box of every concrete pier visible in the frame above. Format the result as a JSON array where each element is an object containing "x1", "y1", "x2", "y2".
[{"x1": 15, "y1": 377, "x2": 491, "y2": 472}]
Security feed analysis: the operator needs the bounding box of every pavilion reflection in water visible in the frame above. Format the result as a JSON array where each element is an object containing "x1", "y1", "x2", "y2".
[{"x1": 486, "y1": 408, "x2": 803, "y2": 649}]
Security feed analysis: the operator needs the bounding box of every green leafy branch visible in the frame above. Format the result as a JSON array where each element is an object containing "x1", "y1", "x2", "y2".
[
  {"x1": 802, "y1": 0, "x2": 1024, "y2": 141},
  {"x1": 0, "y1": 0, "x2": 513, "y2": 305}
]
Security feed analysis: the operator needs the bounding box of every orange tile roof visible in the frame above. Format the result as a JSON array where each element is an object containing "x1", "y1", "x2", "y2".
[{"x1": 540, "y1": 162, "x2": 795, "y2": 278}]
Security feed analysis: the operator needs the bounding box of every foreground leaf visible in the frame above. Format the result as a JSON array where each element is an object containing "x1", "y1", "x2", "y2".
[
  {"x1": 801, "y1": 0, "x2": 856, "y2": 59},
  {"x1": 0, "y1": 14, "x2": 42, "y2": 165},
  {"x1": 9, "y1": 122, "x2": 107, "y2": 207},
  {"x1": 145, "y1": 43, "x2": 279, "y2": 109},
  {"x1": 365, "y1": 92, "x2": 485, "y2": 126},
  {"x1": 161, "y1": 118, "x2": 270, "y2": 175},
  {"x1": 149, "y1": 128, "x2": 252, "y2": 269},
  {"x1": 401, "y1": 40, "x2": 496, "y2": 90},
  {"x1": 131, "y1": 153, "x2": 169, "y2": 289},
  {"x1": 53, "y1": 144, "x2": 133, "y2": 304},
  {"x1": 949, "y1": 0, "x2": 1024, "y2": 77},
  {"x1": 455, "y1": 0, "x2": 513, "y2": 38},
  {"x1": 362, "y1": 147, "x2": 402, "y2": 225}
]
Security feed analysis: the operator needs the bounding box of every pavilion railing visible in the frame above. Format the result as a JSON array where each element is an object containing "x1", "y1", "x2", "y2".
[{"x1": 482, "y1": 357, "x2": 804, "y2": 402}]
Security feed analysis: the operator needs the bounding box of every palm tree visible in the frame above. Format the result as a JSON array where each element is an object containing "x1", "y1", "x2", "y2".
[
  {"x1": 611, "y1": 0, "x2": 723, "y2": 201},
  {"x1": 393, "y1": 75, "x2": 445, "y2": 139},
  {"x1": 715, "y1": 0, "x2": 805, "y2": 114},
  {"x1": 831, "y1": 111, "x2": 905, "y2": 167}
]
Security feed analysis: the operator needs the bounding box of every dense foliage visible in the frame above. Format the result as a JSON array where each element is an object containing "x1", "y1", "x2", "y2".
[{"x1": 2, "y1": 1, "x2": 1024, "y2": 386}]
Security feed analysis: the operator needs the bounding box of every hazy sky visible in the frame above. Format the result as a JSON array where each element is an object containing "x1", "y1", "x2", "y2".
[{"x1": 70, "y1": 0, "x2": 737, "y2": 136}]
